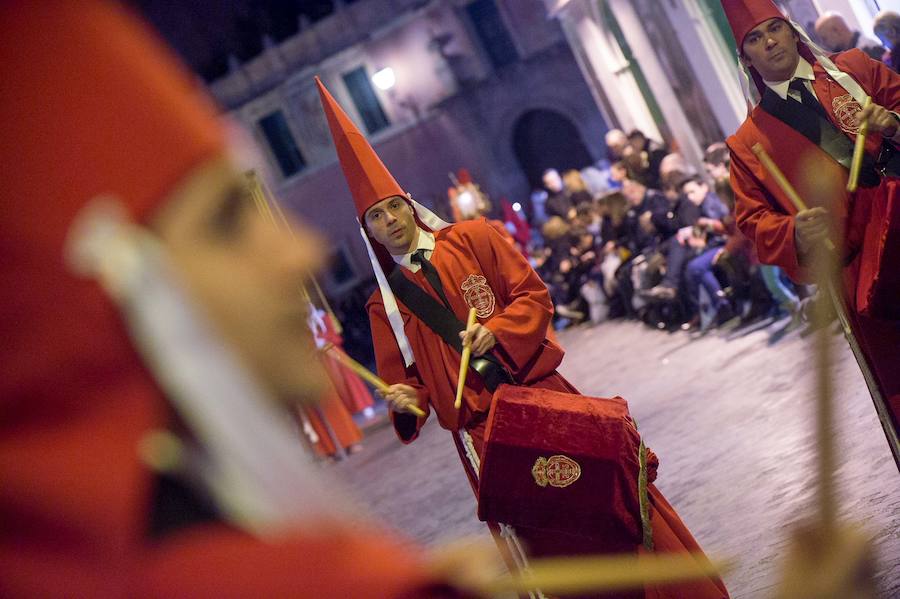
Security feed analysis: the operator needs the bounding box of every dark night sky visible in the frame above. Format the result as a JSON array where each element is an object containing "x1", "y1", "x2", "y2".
[{"x1": 130, "y1": 1, "x2": 344, "y2": 80}]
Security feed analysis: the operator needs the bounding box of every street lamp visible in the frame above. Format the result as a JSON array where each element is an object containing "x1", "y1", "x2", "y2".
[{"x1": 372, "y1": 67, "x2": 396, "y2": 91}]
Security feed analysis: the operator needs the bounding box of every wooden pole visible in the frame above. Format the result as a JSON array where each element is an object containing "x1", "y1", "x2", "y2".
[
  {"x1": 324, "y1": 344, "x2": 425, "y2": 417},
  {"x1": 454, "y1": 308, "x2": 478, "y2": 409},
  {"x1": 484, "y1": 552, "x2": 731, "y2": 596}
]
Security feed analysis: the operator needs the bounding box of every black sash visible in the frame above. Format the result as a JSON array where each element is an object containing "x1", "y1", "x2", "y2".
[
  {"x1": 387, "y1": 267, "x2": 513, "y2": 392},
  {"x1": 758, "y1": 88, "x2": 896, "y2": 188}
]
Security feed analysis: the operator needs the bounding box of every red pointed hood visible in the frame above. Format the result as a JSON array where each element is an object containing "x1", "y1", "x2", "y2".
[
  {"x1": 721, "y1": 0, "x2": 818, "y2": 97},
  {"x1": 721, "y1": 0, "x2": 783, "y2": 50},
  {"x1": 316, "y1": 77, "x2": 406, "y2": 219}
]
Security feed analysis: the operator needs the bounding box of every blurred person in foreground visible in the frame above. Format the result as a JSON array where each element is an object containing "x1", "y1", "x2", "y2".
[
  {"x1": 722, "y1": 0, "x2": 900, "y2": 452},
  {"x1": 0, "y1": 3, "x2": 484, "y2": 597}
]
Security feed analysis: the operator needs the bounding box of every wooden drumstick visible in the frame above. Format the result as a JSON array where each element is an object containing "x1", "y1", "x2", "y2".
[
  {"x1": 454, "y1": 308, "x2": 478, "y2": 409},
  {"x1": 846, "y1": 95, "x2": 872, "y2": 193},
  {"x1": 751, "y1": 143, "x2": 837, "y2": 253},
  {"x1": 324, "y1": 343, "x2": 425, "y2": 417}
]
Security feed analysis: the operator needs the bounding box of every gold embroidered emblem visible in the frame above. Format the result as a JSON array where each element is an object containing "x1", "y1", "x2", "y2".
[
  {"x1": 461, "y1": 274, "x2": 495, "y2": 318},
  {"x1": 832, "y1": 94, "x2": 863, "y2": 135},
  {"x1": 531, "y1": 455, "x2": 582, "y2": 488}
]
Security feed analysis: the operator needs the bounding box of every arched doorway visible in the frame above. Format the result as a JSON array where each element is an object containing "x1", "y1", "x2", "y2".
[{"x1": 512, "y1": 109, "x2": 595, "y2": 190}]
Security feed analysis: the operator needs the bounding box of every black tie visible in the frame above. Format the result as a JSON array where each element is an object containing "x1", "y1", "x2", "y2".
[
  {"x1": 410, "y1": 249, "x2": 450, "y2": 308},
  {"x1": 788, "y1": 78, "x2": 830, "y2": 121}
]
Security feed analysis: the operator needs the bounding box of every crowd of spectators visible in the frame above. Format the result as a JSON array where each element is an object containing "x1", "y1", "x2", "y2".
[{"x1": 527, "y1": 129, "x2": 813, "y2": 335}]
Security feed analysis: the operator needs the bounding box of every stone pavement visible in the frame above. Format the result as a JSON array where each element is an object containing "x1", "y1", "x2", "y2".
[{"x1": 333, "y1": 319, "x2": 900, "y2": 598}]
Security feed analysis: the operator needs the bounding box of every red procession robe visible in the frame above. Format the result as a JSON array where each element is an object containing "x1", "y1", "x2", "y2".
[
  {"x1": 319, "y1": 316, "x2": 376, "y2": 415},
  {"x1": 368, "y1": 218, "x2": 728, "y2": 598},
  {"x1": 727, "y1": 49, "x2": 900, "y2": 450}
]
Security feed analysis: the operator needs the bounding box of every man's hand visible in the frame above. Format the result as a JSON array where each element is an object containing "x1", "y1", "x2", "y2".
[
  {"x1": 638, "y1": 210, "x2": 655, "y2": 234},
  {"x1": 380, "y1": 384, "x2": 420, "y2": 415},
  {"x1": 857, "y1": 102, "x2": 899, "y2": 138},
  {"x1": 794, "y1": 207, "x2": 830, "y2": 257},
  {"x1": 459, "y1": 323, "x2": 496, "y2": 357}
]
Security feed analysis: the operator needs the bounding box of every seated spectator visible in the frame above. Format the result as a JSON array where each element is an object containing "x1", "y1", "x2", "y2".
[
  {"x1": 620, "y1": 177, "x2": 668, "y2": 255},
  {"x1": 874, "y1": 10, "x2": 900, "y2": 71},
  {"x1": 623, "y1": 129, "x2": 668, "y2": 189},
  {"x1": 580, "y1": 159, "x2": 615, "y2": 195},
  {"x1": 640, "y1": 177, "x2": 708, "y2": 302},
  {"x1": 563, "y1": 169, "x2": 595, "y2": 208},
  {"x1": 815, "y1": 11, "x2": 885, "y2": 59},
  {"x1": 610, "y1": 160, "x2": 629, "y2": 185},
  {"x1": 605, "y1": 128, "x2": 629, "y2": 161},
  {"x1": 683, "y1": 176, "x2": 729, "y2": 223},
  {"x1": 542, "y1": 168, "x2": 575, "y2": 220},
  {"x1": 658, "y1": 152, "x2": 699, "y2": 203}
]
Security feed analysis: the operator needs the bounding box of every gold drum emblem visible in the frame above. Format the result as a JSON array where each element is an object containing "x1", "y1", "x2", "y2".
[{"x1": 531, "y1": 454, "x2": 582, "y2": 488}]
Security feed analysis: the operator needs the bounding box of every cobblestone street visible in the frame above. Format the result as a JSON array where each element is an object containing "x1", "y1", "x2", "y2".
[{"x1": 334, "y1": 319, "x2": 900, "y2": 598}]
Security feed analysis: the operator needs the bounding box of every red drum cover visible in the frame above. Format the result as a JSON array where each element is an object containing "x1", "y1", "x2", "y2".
[
  {"x1": 477, "y1": 385, "x2": 657, "y2": 542},
  {"x1": 856, "y1": 180, "x2": 900, "y2": 320}
]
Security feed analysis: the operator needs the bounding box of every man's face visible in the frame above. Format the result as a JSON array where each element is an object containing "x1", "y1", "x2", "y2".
[
  {"x1": 152, "y1": 157, "x2": 328, "y2": 404},
  {"x1": 705, "y1": 161, "x2": 729, "y2": 182},
  {"x1": 741, "y1": 18, "x2": 801, "y2": 82},
  {"x1": 627, "y1": 134, "x2": 646, "y2": 154},
  {"x1": 683, "y1": 180, "x2": 709, "y2": 206},
  {"x1": 605, "y1": 130, "x2": 628, "y2": 159},
  {"x1": 542, "y1": 170, "x2": 563, "y2": 193},
  {"x1": 621, "y1": 178, "x2": 645, "y2": 206},
  {"x1": 364, "y1": 195, "x2": 418, "y2": 255},
  {"x1": 815, "y1": 16, "x2": 852, "y2": 52}
]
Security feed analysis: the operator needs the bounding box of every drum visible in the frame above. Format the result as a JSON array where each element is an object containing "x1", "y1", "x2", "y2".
[
  {"x1": 854, "y1": 180, "x2": 900, "y2": 320},
  {"x1": 477, "y1": 384, "x2": 656, "y2": 542}
]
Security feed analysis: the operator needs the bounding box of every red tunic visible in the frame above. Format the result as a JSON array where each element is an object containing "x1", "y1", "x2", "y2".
[
  {"x1": 367, "y1": 219, "x2": 728, "y2": 598},
  {"x1": 320, "y1": 317, "x2": 376, "y2": 414},
  {"x1": 727, "y1": 49, "x2": 900, "y2": 443},
  {"x1": 302, "y1": 392, "x2": 364, "y2": 457}
]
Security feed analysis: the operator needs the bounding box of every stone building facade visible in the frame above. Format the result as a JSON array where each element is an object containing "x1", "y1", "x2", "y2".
[{"x1": 209, "y1": 0, "x2": 608, "y2": 297}]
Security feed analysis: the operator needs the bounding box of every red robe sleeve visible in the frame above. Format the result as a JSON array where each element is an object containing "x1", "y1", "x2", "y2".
[
  {"x1": 474, "y1": 222, "x2": 555, "y2": 371},
  {"x1": 729, "y1": 144, "x2": 810, "y2": 283},
  {"x1": 844, "y1": 48, "x2": 900, "y2": 113},
  {"x1": 366, "y1": 294, "x2": 431, "y2": 444}
]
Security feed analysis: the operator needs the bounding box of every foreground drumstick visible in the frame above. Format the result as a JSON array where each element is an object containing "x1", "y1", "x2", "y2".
[
  {"x1": 455, "y1": 308, "x2": 478, "y2": 409},
  {"x1": 846, "y1": 95, "x2": 872, "y2": 193},
  {"x1": 324, "y1": 343, "x2": 426, "y2": 417},
  {"x1": 751, "y1": 143, "x2": 837, "y2": 252},
  {"x1": 484, "y1": 552, "x2": 732, "y2": 596}
]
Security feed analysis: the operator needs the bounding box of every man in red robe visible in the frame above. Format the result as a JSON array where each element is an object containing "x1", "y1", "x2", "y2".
[
  {"x1": 317, "y1": 79, "x2": 729, "y2": 599},
  {"x1": 0, "y1": 3, "x2": 484, "y2": 597},
  {"x1": 722, "y1": 0, "x2": 900, "y2": 462}
]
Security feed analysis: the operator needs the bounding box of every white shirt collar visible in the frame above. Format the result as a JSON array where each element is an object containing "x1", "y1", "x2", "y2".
[
  {"x1": 763, "y1": 57, "x2": 815, "y2": 100},
  {"x1": 392, "y1": 228, "x2": 435, "y2": 272}
]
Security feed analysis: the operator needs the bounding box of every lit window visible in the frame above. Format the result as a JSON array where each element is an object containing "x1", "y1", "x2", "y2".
[{"x1": 342, "y1": 66, "x2": 390, "y2": 134}]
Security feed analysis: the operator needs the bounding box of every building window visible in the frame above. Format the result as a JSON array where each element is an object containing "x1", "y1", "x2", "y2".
[
  {"x1": 258, "y1": 110, "x2": 306, "y2": 177},
  {"x1": 328, "y1": 246, "x2": 357, "y2": 289},
  {"x1": 466, "y1": 0, "x2": 517, "y2": 69},
  {"x1": 342, "y1": 67, "x2": 390, "y2": 134}
]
